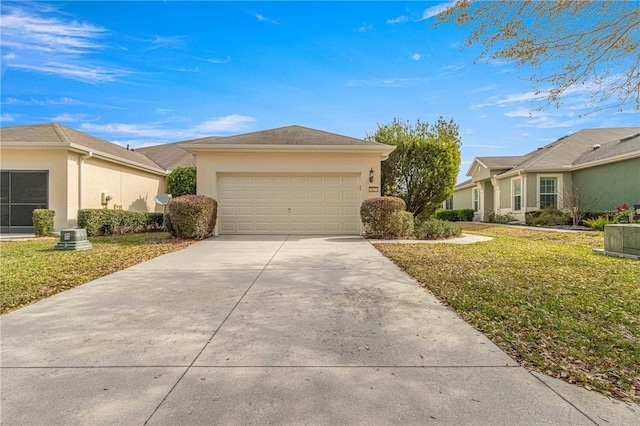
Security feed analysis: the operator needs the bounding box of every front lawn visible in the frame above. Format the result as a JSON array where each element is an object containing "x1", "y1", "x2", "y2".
[
  {"x1": 1, "y1": 233, "x2": 196, "y2": 313},
  {"x1": 375, "y1": 224, "x2": 640, "y2": 403}
]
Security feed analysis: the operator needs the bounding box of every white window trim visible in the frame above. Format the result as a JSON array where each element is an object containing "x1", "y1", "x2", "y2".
[
  {"x1": 472, "y1": 188, "x2": 479, "y2": 212},
  {"x1": 511, "y1": 176, "x2": 523, "y2": 212},
  {"x1": 537, "y1": 174, "x2": 563, "y2": 210}
]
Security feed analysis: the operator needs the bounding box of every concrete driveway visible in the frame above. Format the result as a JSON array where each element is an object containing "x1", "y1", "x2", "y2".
[{"x1": 1, "y1": 235, "x2": 638, "y2": 425}]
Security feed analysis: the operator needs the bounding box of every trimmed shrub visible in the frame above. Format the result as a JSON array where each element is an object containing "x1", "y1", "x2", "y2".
[
  {"x1": 415, "y1": 219, "x2": 462, "y2": 240},
  {"x1": 582, "y1": 210, "x2": 615, "y2": 223},
  {"x1": 434, "y1": 209, "x2": 475, "y2": 222},
  {"x1": 487, "y1": 212, "x2": 517, "y2": 224},
  {"x1": 457, "y1": 209, "x2": 475, "y2": 221},
  {"x1": 530, "y1": 207, "x2": 570, "y2": 227},
  {"x1": 77, "y1": 210, "x2": 163, "y2": 236},
  {"x1": 164, "y1": 211, "x2": 176, "y2": 236},
  {"x1": 167, "y1": 166, "x2": 197, "y2": 197},
  {"x1": 33, "y1": 209, "x2": 55, "y2": 237},
  {"x1": 360, "y1": 197, "x2": 406, "y2": 238},
  {"x1": 167, "y1": 195, "x2": 217, "y2": 239},
  {"x1": 434, "y1": 210, "x2": 459, "y2": 222},
  {"x1": 525, "y1": 210, "x2": 543, "y2": 225},
  {"x1": 400, "y1": 211, "x2": 415, "y2": 237},
  {"x1": 145, "y1": 213, "x2": 164, "y2": 230}
]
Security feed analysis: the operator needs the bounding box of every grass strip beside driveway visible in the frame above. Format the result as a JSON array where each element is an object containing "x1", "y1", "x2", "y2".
[
  {"x1": 1, "y1": 233, "x2": 196, "y2": 314},
  {"x1": 375, "y1": 224, "x2": 639, "y2": 403}
]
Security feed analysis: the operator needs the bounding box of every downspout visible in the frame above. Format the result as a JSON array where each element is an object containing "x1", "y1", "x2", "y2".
[{"x1": 79, "y1": 152, "x2": 93, "y2": 209}]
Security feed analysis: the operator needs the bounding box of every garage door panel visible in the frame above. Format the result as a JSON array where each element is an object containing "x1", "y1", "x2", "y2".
[
  {"x1": 218, "y1": 173, "x2": 360, "y2": 234},
  {"x1": 237, "y1": 206, "x2": 254, "y2": 216}
]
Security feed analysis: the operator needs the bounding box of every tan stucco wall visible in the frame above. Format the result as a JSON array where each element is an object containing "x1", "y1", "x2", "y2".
[
  {"x1": 76, "y1": 154, "x2": 165, "y2": 215},
  {"x1": 194, "y1": 151, "x2": 385, "y2": 233},
  {"x1": 1, "y1": 148, "x2": 70, "y2": 231},
  {"x1": 1, "y1": 147, "x2": 165, "y2": 231}
]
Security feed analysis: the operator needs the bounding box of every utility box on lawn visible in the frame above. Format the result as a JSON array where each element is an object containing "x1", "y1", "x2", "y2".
[{"x1": 54, "y1": 229, "x2": 93, "y2": 251}]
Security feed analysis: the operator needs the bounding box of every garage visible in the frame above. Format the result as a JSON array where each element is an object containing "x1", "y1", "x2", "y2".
[
  {"x1": 181, "y1": 125, "x2": 395, "y2": 235},
  {"x1": 218, "y1": 173, "x2": 360, "y2": 234}
]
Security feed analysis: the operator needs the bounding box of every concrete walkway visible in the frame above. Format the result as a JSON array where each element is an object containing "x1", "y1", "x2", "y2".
[{"x1": 1, "y1": 235, "x2": 638, "y2": 425}]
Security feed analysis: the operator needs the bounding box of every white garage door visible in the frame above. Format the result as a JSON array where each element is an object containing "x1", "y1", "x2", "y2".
[{"x1": 218, "y1": 173, "x2": 361, "y2": 234}]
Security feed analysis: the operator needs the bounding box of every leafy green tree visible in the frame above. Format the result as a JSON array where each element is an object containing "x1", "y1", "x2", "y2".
[
  {"x1": 166, "y1": 166, "x2": 196, "y2": 197},
  {"x1": 436, "y1": 0, "x2": 639, "y2": 112},
  {"x1": 367, "y1": 117, "x2": 461, "y2": 217}
]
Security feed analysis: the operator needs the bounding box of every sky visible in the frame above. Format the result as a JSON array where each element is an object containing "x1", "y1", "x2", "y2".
[{"x1": 1, "y1": 0, "x2": 638, "y2": 183}]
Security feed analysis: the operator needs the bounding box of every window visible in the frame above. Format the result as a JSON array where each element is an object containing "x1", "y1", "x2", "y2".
[
  {"x1": 539, "y1": 177, "x2": 558, "y2": 209},
  {"x1": 472, "y1": 188, "x2": 479, "y2": 212},
  {"x1": 445, "y1": 197, "x2": 453, "y2": 210},
  {"x1": 512, "y1": 178, "x2": 522, "y2": 211}
]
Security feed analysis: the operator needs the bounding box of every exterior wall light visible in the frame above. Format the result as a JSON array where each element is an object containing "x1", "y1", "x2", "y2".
[{"x1": 369, "y1": 168, "x2": 375, "y2": 183}]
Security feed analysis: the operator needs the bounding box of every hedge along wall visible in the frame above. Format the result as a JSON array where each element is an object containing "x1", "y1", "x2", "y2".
[{"x1": 77, "y1": 209, "x2": 164, "y2": 236}]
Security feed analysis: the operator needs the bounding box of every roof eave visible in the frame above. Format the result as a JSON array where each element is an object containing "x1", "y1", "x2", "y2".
[
  {"x1": 67, "y1": 143, "x2": 169, "y2": 176},
  {"x1": 182, "y1": 143, "x2": 396, "y2": 155}
]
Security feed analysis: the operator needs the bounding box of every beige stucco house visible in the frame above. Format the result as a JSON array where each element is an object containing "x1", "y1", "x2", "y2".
[
  {"x1": 181, "y1": 126, "x2": 394, "y2": 235},
  {"x1": 1, "y1": 123, "x2": 168, "y2": 233},
  {"x1": 1, "y1": 123, "x2": 394, "y2": 235},
  {"x1": 447, "y1": 128, "x2": 640, "y2": 221}
]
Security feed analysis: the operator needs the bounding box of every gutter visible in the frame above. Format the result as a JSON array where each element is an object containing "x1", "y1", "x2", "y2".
[{"x1": 79, "y1": 152, "x2": 93, "y2": 208}]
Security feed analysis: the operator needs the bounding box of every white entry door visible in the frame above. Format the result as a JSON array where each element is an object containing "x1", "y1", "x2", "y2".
[{"x1": 218, "y1": 173, "x2": 361, "y2": 234}]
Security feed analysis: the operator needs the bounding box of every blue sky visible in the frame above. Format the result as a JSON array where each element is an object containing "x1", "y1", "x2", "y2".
[{"x1": 1, "y1": 1, "x2": 638, "y2": 183}]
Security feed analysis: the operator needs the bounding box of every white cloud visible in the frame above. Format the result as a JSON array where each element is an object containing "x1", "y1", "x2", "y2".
[
  {"x1": 144, "y1": 35, "x2": 187, "y2": 50},
  {"x1": 156, "y1": 108, "x2": 172, "y2": 115},
  {"x1": 255, "y1": 13, "x2": 279, "y2": 24},
  {"x1": 411, "y1": 53, "x2": 421, "y2": 61},
  {"x1": 9, "y1": 61, "x2": 129, "y2": 83},
  {"x1": 2, "y1": 52, "x2": 16, "y2": 60},
  {"x1": 355, "y1": 24, "x2": 373, "y2": 32},
  {"x1": 0, "y1": 4, "x2": 129, "y2": 83},
  {"x1": 347, "y1": 77, "x2": 431, "y2": 87},
  {"x1": 0, "y1": 113, "x2": 17, "y2": 123},
  {"x1": 80, "y1": 114, "x2": 257, "y2": 144},
  {"x1": 198, "y1": 56, "x2": 231, "y2": 64},
  {"x1": 441, "y1": 64, "x2": 465, "y2": 71},
  {"x1": 51, "y1": 113, "x2": 100, "y2": 123},
  {"x1": 420, "y1": 2, "x2": 454, "y2": 20},
  {"x1": 386, "y1": 16, "x2": 408, "y2": 24}
]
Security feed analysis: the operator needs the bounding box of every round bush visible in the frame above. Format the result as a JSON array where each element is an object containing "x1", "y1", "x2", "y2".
[
  {"x1": 168, "y1": 195, "x2": 217, "y2": 239},
  {"x1": 360, "y1": 197, "x2": 407, "y2": 238}
]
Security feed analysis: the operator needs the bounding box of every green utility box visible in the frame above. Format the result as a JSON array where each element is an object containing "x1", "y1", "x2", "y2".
[
  {"x1": 595, "y1": 224, "x2": 640, "y2": 260},
  {"x1": 54, "y1": 229, "x2": 93, "y2": 251}
]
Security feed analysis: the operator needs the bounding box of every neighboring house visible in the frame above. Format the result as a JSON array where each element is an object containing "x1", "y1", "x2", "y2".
[
  {"x1": 136, "y1": 140, "x2": 197, "y2": 171},
  {"x1": 181, "y1": 125, "x2": 395, "y2": 235},
  {"x1": 1, "y1": 123, "x2": 167, "y2": 233},
  {"x1": 447, "y1": 128, "x2": 640, "y2": 221}
]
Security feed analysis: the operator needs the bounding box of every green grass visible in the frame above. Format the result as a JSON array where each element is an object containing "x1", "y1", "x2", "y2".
[
  {"x1": 1, "y1": 233, "x2": 196, "y2": 313},
  {"x1": 374, "y1": 224, "x2": 640, "y2": 403}
]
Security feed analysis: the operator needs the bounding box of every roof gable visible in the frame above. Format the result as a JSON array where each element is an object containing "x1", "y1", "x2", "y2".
[{"x1": 183, "y1": 125, "x2": 385, "y2": 147}]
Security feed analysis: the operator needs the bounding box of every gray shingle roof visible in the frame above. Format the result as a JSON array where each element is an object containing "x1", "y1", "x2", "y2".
[
  {"x1": 0, "y1": 123, "x2": 166, "y2": 173},
  {"x1": 137, "y1": 141, "x2": 196, "y2": 171},
  {"x1": 573, "y1": 133, "x2": 640, "y2": 166},
  {"x1": 184, "y1": 125, "x2": 386, "y2": 146},
  {"x1": 515, "y1": 128, "x2": 640, "y2": 171},
  {"x1": 476, "y1": 156, "x2": 527, "y2": 169}
]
